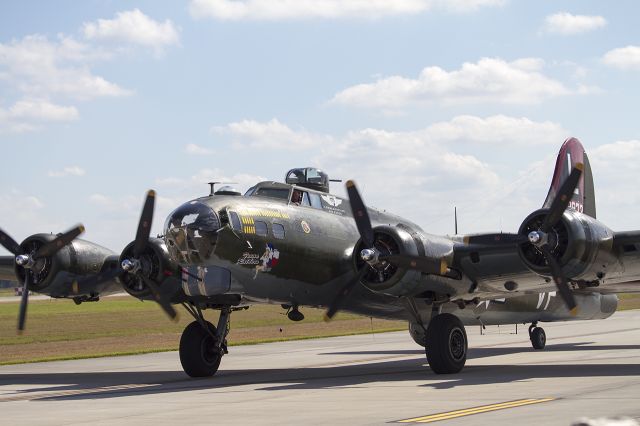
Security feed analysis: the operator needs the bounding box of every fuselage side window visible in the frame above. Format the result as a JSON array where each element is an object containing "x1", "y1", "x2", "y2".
[
  {"x1": 229, "y1": 211, "x2": 242, "y2": 231},
  {"x1": 255, "y1": 220, "x2": 268, "y2": 237},
  {"x1": 272, "y1": 223, "x2": 285, "y2": 239},
  {"x1": 308, "y1": 192, "x2": 322, "y2": 209}
]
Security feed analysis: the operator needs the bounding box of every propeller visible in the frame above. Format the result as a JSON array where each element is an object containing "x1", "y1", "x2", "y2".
[
  {"x1": 324, "y1": 180, "x2": 448, "y2": 320},
  {"x1": 463, "y1": 164, "x2": 583, "y2": 314},
  {"x1": 76, "y1": 190, "x2": 177, "y2": 321},
  {"x1": 527, "y1": 164, "x2": 583, "y2": 314},
  {"x1": 0, "y1": 225, "x2": 85, "y2": 333}
]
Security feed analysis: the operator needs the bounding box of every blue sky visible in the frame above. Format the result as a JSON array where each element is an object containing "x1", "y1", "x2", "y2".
[{"x1": 2, "y1": 0, "x2": 640, "y2": 254}]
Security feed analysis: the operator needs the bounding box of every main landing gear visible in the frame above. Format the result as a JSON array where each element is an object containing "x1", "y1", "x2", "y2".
[
  {"x1": 179, "y1": 305, "x2": 231, "y2": 377},
  {"x1": 529, "y1": 321, "x2": 546, "y2": 350},
  {"x1": 425, "y1": 313, "x2": 468, "y2": 374}
]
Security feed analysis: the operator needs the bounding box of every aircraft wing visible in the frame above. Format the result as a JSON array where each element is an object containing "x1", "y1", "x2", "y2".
[{"x1": 0, "y1": 256, "x2": 15, "y2": 282}]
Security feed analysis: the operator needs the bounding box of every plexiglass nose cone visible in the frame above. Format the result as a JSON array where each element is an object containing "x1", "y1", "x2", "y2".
[{"x1": 164, "y1": 201, "x2": 220, "y2": 265}]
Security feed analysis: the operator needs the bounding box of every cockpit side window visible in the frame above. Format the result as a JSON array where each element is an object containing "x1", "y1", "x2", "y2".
[
  {"x1": 244, "y1": 186, "x2": 256, "y2": 196},
  {"x1": 291, "y1": 189, "x2": 311, "y2": 206},
  {"x1": 301, "y1": 192, "x2": 311, "y2": 207},
  {"x1": 308, "y1": 192, "x2": 322, "y2": 209}
]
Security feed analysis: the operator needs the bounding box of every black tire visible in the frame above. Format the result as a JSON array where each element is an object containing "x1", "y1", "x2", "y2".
[
  {"x1": 425, "y1": 313, "x2": 467, "y2": 374},
  {"x1": 179, "y1": 321, "x2": 222, "y2": 378},
  {"x1": 530, "y1": 327, "x2": 546, "y2": 350}
]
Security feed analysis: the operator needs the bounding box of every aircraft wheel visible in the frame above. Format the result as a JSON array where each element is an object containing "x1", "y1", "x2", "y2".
[
  {"x1": 425, "y1": 313, "x2": 467, "y2": 374},
  {"x1": 530, "y1": 326, "x2": 546, "y2": 350},
  {"x1": 179, "y1": 321, "x2": 222, "y2": 378}
]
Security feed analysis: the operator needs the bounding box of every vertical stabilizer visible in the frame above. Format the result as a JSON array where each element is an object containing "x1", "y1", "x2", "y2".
[{"x1": 543, "y1": 137, "x2": 596, "y2": 218}]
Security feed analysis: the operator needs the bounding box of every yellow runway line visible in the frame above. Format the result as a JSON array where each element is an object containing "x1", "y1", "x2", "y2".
[{"x1": 397, "y1": 398, "x2": 555, "y2": 423}]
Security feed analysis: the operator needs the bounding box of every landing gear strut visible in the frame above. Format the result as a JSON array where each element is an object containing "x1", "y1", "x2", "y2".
[
  {"x1": 179, "y1": 305, "x2": 231, "y2": 377},
  {"x1": 425, "y1": 313, "x2": 468, "y2": 374},
  {"x1": 529, "y1": 322, "x2": 546, "y2": 350}
]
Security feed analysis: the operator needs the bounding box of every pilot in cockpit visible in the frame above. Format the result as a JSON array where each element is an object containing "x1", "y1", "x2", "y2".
[{"x1": 291, "y1": 189, "x2": 303, "y2": 205}]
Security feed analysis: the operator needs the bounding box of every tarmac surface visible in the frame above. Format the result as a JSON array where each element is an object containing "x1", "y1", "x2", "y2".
[{"x1": 1, "y1": 310, "x2": 640, "y2": 425}]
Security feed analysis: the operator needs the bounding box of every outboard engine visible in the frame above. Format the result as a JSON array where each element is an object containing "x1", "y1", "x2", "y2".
[
  {"x1": 518, "y1": 209, "x2": 619, "y2": 283},
  {"x1": 15, "y1": 233, "x2": 118, "y2": 298}
]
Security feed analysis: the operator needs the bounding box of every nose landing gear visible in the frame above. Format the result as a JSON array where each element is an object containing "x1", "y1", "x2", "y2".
[{"x1": 529, "y1": 322, "x2": 546, "y2": 350}]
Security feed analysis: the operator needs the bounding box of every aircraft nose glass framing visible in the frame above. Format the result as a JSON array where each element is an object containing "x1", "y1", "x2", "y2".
[{"x1": 164, "y1": 201, "x2": 220, "y2": 265}]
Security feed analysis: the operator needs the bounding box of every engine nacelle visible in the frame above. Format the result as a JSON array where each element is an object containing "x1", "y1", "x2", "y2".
[
  {"x1": 119, "y1": 237, "x2": 182, "y2": 300},
  {"x1": 15, "y1": 233, "x2": 119, "y2": 298},
  {"x1": 518, "y1": 209, "x2": 619, "y2": 282},
  {"x1": 355, "y1": 225, "x2": 453, "y2": 297}
]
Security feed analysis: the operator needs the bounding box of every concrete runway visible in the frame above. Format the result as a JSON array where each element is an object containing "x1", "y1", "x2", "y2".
[{"x1": 1, "y1": 311, "x2": 640, "y2": 425}]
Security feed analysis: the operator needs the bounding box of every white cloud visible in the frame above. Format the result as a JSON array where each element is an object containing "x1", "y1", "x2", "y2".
[
  {"x1": 189, "y1": 0, "x2": 504, "y2": 20},
  {"x1": 82, "y1": 9, "x2": 180, "y2": 54},
  {"x1": 588, "y1": 140, "x2": 640, "y2": 229},
  {"x1": 0, "y1": 99, "x2": 79, "y2": 133},
  {"x1": 543, "y1": 12, "x2": 607, "y2": 35},
  {"x1": 48, "y1": 166, "x2": 86, "y2": 177},
  {"x1": 207, "y1": 116, "x2": 577, "y2": 233},
  {"x1": 602, "y1": 46, "x2": 640, "y2": 71},
  {"x1": 0, "y1": 192, "x2": 46, "y2": 254},
  {"x1": 425, "y1": 115, "x2": 567, "y2": 145},
  {"x1": 212, "y1": 118, "x2": 333, "y2": 149},
  {"x1": 331, "y1": 58, "x2": 575, "y2": 109},
  {"x1": 185, "y1": 143, "x2": 214, "y2": 155},
  {"x1": 0, "y1": 34, "x2": 131, "y2": 100}
]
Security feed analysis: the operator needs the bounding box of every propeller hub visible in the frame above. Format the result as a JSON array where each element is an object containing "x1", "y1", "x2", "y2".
[
  {"x1": 121, "y1": 258, "x2": 141, "y2": 273},
  {"x1": 528, "y1": 231, "x2": 547, "y2": 246},
  {"x1": 15, "y1": 254, "x2": 33, "y2": 268},
  {"x1": 360, "y1": 248, "x2": 379, "y2": 264}
]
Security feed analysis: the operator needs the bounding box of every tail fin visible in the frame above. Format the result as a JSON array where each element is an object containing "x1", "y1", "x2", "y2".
[{"x1": 543, "y1": 137, "x2": 596, "y2": 218}]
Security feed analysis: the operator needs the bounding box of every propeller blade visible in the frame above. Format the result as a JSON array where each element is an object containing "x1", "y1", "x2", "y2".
[
  {"x1": 142, "y1": 275, "x2": 178, "y2": 321},
  {"x1": 133, "y1": 190, "x2": 156, "y2": 258},
  {"x1": 34, "y1": 224, "x2": 85, "y2": 259},
  {"x1": 324, "y1": 267, "x2": 369, "y2": 321},
  {"x1": 17, "y1": 271, "x2": 30, "y2": 333},
  {"x1": 463, "y1": 233, "x2": 528, "y2": 246},
  {"x1": 73, "y1": 267, "x2": 123, "y2": 290},
  {"x1": 0, "y1": 228, "x2": 23, "y2": 256},
  {"x1": 541, "y1": 164, "x2": 583, "y2": 233},
  {"x1": 346, "y1": 181, "x2": 374, "y2": 248},
  {"x1": 540, "y1": 245, "x2": 577, "y2": 315},
  {"x1": 380, "y1": 254, "x2": 448, "y2": 275}
]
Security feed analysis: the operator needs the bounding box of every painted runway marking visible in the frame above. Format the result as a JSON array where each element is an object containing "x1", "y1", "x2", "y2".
[{"x1": 396, "y1": 398, "x2": 555, "y2": 423}]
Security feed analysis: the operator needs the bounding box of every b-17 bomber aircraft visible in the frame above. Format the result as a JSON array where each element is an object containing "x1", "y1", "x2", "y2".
[{"x1": 1, "y1": 138, "x2": 637, "y2": 376}]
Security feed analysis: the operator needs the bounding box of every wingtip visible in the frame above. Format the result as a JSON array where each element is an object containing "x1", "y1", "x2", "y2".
[
  {"x1": 345, "y1": 180, "x2": 355, "y2": 188},
  {"x1": 575, "y1": 163, "x2": 584, "y2": 172},
  {"x1": 570, "y1": 307, "x2": 578, "y2": 316},
  {"x1": 323, "y1": 313, "x2": 332, "y2": 322},
  {"x1": 148, "y1": 189, "x2": 156, "y2": 198}
]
